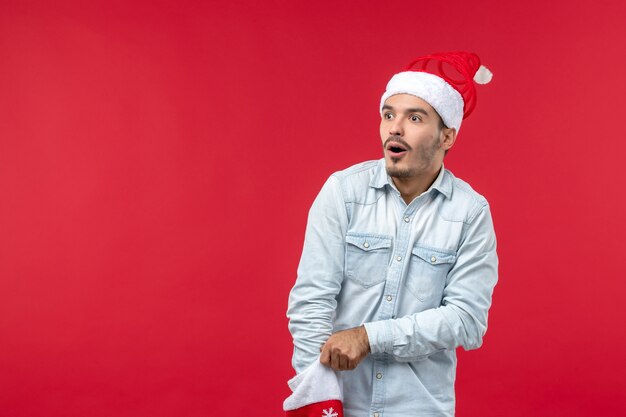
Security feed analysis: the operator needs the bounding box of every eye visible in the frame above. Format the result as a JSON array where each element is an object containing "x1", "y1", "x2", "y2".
[
  {"x1": 410, "y1": 114, "x2": 421, "y2": 122},
  {"x1": 383, "y1": 112, "x2": 394, "y2": 120}
]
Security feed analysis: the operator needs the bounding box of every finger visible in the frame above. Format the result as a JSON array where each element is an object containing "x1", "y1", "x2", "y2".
[
  {"x1": 339, "y1": 355, "x2": 348, "y2": 371},
  {"x1": 320, "y1": 346, "x2": 330, "y2": 366},
  {"x1": 330, "y1": 350, "x2": 340, "y2": 370}
]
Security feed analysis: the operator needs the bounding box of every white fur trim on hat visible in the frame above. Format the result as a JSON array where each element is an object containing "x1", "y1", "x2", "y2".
[
  {"x1": 380, "y1": 71, "x2": 464, "y2": 132},
  {"x1": 283, "y1": 359, "x2": 343, "y2": 411}
]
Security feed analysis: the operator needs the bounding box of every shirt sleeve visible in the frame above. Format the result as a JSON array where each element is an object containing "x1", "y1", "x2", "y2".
[
  {"x1": 287, "y1": 175, "x2": 349, "y2": 373},
  {"x1": 364, "y1": 203, "x2": 498, "y2": 361}
]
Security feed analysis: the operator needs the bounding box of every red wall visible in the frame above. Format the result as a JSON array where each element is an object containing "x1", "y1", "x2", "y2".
[{"x1": 1, "y1": 1, "x2": 625, "y2": 416}]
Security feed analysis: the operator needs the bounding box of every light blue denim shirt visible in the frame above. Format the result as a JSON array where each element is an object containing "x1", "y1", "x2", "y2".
[{"x1": 287, "y1": 159, "x2": 498, "y2": 417}]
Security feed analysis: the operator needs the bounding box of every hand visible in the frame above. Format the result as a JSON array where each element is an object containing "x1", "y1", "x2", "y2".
[{"x1": 320, "y1": 326, "x2": 370, "y2": 371}]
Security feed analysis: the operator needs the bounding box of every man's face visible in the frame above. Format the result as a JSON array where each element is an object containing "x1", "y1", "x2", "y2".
[{"x1": 380, "y1": 94, "x2": 455, "y2": 180}]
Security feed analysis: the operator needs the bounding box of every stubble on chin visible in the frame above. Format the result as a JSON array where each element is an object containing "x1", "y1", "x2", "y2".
[
  {"x1": 385, "y1": 137, "x2": 442, "y2": 179},
  {"x1": 386, "y1": 161, "x2": 416, "y2": 179}
]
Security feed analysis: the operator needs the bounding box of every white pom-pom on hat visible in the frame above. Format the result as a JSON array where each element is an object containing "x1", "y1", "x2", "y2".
[{"x1": 473, "y1": 65, "x2": 493, "y2": 85}]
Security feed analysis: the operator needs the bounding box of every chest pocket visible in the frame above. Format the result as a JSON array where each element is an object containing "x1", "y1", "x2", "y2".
[
  {"x1": 345, "y1": 232, "x2": 392, "y2": 288},
  {"x1": 405, "y1": 244, "x2": 457, "y2": 304}
]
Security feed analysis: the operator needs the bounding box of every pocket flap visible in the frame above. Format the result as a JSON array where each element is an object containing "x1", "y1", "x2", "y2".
[
  {"x1": 346, "y1": 233, "x2": 392, "y2": 252},
  {"x1": 411, "y1": 244, "x2": 456, "y2": 265}
]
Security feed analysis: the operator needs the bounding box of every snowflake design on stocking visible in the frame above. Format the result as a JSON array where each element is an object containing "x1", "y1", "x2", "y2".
[{"x1": 322, "y1": 407, "x2": 338, "y2": 417}]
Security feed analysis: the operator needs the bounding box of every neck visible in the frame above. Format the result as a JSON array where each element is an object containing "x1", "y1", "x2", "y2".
[{"x1": 391, "y1": 168, "x2": 441, "y2": 205}]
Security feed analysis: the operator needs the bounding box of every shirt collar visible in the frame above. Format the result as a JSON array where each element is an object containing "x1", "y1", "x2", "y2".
[{"x1": 370, "y1": 158, "x2": 452, "y2": 199}]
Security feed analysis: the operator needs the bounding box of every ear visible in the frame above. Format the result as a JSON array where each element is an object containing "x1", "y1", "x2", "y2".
[{"x1": 440, "y1": 127, "x2": 457, "y2": 151}]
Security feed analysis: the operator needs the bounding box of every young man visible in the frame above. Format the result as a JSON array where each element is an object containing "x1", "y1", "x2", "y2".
[{"x1": 287, "y1": 51, "x2": 498, "y2": 417}]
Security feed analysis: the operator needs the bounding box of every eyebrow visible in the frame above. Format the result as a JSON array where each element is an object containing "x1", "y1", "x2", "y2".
[{"x1": 381, "y1": 104, "x2": 430, "y2": 116}]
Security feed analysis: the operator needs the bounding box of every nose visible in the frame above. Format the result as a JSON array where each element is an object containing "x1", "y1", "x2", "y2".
[{"x1": 389, "y1": 117, "x2": 403, "y2": 136}]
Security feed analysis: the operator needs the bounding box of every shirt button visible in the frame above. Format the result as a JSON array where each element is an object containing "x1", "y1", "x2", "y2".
[
  {"x1": 430, "y1": 256, "x2": 437, "y2": 263},
  {"x1": 396, "y1": 256, "x2": 402, "y2": 262},
  {"x1": 363, "y1": 242, "x2": 370, "y2": 248},
  {"x1": 404, "y1": 216, "x2": 410, "y2": 222},
  {"x1": 376, "y1": 372, "x2": 383, "y2": 379},
  {"x1": 386, "y1": 295, "x2": 392, "y2": 302}
]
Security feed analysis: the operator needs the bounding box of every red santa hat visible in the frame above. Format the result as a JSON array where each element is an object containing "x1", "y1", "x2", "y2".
[
  {"x1": 283, "y1": 359, "x2": 343, "y2": 417},
  {"x1": 380, "y1": 51, "x2": 493, "y2": 132}
]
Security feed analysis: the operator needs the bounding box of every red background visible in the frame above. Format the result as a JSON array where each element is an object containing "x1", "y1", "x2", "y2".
[{"x1": 1, "y1": 1, "x2": 625, "y2": 416}]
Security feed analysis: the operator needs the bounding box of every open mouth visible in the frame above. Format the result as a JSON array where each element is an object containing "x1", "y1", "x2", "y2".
[{"x1": 386, "y1": 142, "x2": 408, "y2": 156}]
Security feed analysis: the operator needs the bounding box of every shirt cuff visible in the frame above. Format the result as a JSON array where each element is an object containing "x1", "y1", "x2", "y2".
[{"x1": 364, "y1": 320, "x2": 394, "y2": 354}]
